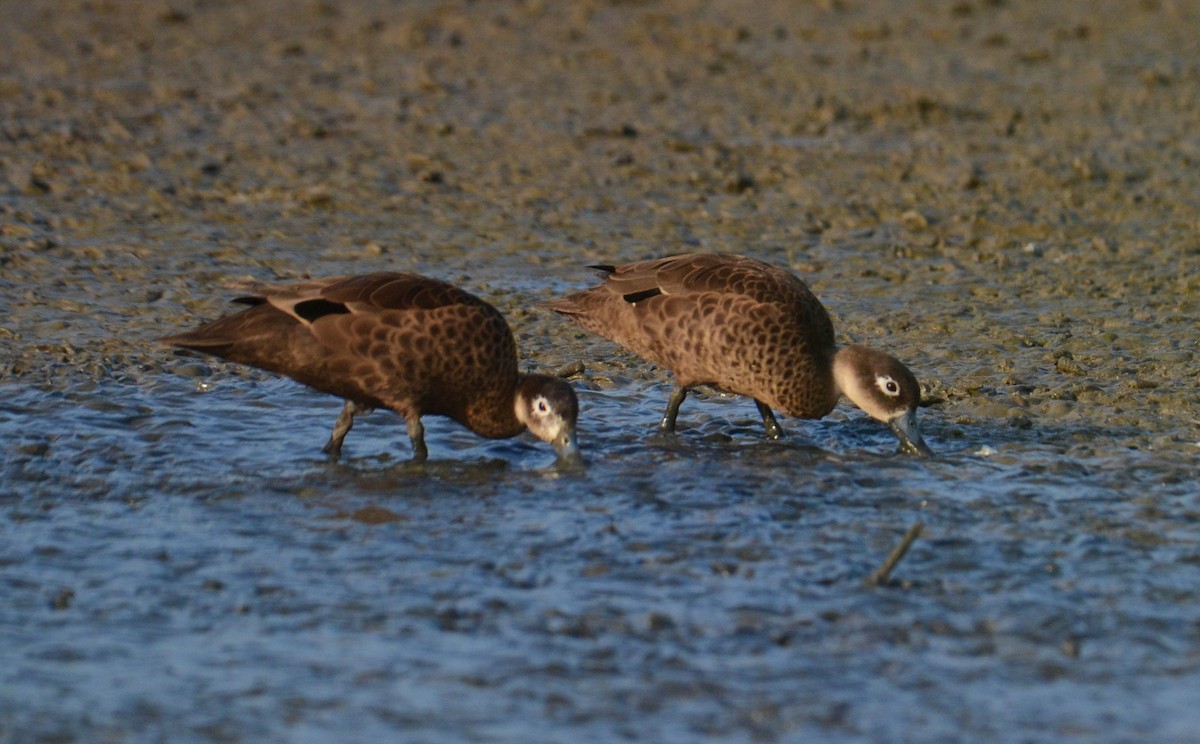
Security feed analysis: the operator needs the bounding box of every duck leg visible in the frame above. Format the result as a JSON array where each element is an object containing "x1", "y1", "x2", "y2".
[
  {"x1": 406, "y1": 414, "x2": 429, "y2": 463},
  {"x1": 659, "y1": 386, "x2": 690, "y2": 434},
  {"x1": 323, "y1": 400, "x2": 363, "y2": 457},
  {"x1": 754, "y1": 400, "x2": 787, "y2": 440}
]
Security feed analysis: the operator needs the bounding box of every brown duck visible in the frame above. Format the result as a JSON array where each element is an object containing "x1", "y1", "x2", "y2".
[
  {"x1": 162, "y1": 272, "x2": 580, "y2": 462},
  {"x1": 546, "y1": 253, "x2": 931, "y2": 455}
]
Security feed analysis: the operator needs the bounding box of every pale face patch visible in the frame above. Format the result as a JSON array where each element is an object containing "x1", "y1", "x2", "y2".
[
  {"x1": 833, "y1": 351, "x2": 913, "y2": 423},
  {"x1": 516, "y1": 393, "x2": 567, "y2": 440},
  {"x1": 513, "y1": 377, "x2": 580, "y2": 458},
  {"x1": 875, "y1": 375, "x2": 901, "y2": 398}
]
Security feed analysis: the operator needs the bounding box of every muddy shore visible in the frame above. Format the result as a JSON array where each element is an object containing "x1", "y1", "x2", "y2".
[
  {"x1": 2, "y1": 0, "x2": 1198, "y2": 452},
  {"x1": 3, "y1": 1, "x2": 1200, "y2": 741}
]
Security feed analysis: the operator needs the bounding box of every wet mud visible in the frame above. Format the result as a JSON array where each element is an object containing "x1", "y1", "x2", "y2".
[{"x1": 3, "y1": 1, "x2": 1200, "y2": 741}]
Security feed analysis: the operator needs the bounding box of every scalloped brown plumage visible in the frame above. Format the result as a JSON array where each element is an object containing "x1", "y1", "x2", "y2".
[
  {"x1": 545, "y1": 253, "x2": 931, "y2": 455},
  {"x1": 162, "y1": 272, "x2": 579, "y2": 462}
]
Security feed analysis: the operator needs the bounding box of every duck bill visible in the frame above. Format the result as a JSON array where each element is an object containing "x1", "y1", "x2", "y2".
[
  {"x1": 551, "y1": 429, "x2": 583, "y2": 465},
  {"x1": 889, "y1": 410, "x2": 933, "y2": 457}
]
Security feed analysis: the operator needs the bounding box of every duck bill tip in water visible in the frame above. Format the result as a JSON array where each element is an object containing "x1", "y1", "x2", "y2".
[
  {"x1": 889, "y1": 410, "x2": 933, "y2": 457},
  {"x1": 551, "y1": 432, "x2": 584, "y2": 465}
]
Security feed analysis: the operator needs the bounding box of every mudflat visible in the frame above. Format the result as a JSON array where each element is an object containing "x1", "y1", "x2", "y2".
[{"x1": 3, "y1": 1, "x2": 1199, "y2": 741}]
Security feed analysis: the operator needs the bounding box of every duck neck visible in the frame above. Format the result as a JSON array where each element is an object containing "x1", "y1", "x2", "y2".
[
  {"x1": 830, "y1": 346, "x2": 855, "y2": 399},
  {"x1": 459, "y1": 374, "x2": 526, "y2": 439},
  {"x1": 831, "y1": 345, "x2": 885, "y2": 421}
]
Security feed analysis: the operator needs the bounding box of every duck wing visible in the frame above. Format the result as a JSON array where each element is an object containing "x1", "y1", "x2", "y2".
[
  {"x1": 593, "y1": 253, "x2": 811, "y2": 307},
  {"x1": 232, "y1": 272, "x2": 490, "y2": 325},
  {"x1": 547, "y1": 254, "x2": 837, "y2": 406},
  {"x1": 164, "y1": 272, "x2": 516, "y2": 416}
]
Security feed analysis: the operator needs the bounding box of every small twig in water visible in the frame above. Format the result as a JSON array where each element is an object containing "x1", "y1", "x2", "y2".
[{"x1": 864, "y1": 522, "x2": 924, "y2": 587}]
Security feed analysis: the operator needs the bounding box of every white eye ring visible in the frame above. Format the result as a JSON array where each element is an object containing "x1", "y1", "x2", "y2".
[
  {"x1": 535, "y1": 397, "x2": 550, "y2": 413},
  {"x1": 876, "y1": 375, "x2": 900, "y2": 397}
]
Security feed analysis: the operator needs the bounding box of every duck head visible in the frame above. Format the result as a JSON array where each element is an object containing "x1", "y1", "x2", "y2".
[
  {"x1": 515, "y1": 374, "x2": 581, "y2": 462},
  {"x1": 832, "y1": 345, "x2": 932, "y2": 456}
]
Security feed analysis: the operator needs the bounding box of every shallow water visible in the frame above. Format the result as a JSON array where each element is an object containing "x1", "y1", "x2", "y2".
[
  {"x1": 4, "y1": 366, "x2": 1200, "y2": 742},
  {"x1": 5, "y1": 0, "x2": 1200, "y2": 741}
]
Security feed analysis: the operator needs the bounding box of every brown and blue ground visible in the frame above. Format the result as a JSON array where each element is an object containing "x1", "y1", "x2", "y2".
[{"x1": 2, "y1": 1, "x2": 1200, "y2": 741}]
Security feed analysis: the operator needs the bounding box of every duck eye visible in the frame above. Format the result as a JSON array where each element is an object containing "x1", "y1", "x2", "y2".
[
  {"x1": 876, "y1": 376, "x2": 900, "y2": 397},
  {"x1": 536, "y1": 398, "x2": 550, "y2": 413}
]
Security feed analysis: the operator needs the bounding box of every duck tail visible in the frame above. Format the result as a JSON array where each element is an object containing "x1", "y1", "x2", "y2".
[{"x1": 541, "y1": 295, "x2": 586, "y2": 316}]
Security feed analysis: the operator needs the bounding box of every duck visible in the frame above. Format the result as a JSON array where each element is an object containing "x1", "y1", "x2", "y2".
[
  {"x1": 162, "y1": 272, "x2": 580, "y2": 463},
  {"x1": 545, "y1": 253, "x2": 931, "y2": 455}
]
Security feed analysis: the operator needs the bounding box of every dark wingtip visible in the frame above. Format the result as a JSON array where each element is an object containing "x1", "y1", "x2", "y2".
[
  {"x1": 293, "y1": 298, "x2": 350, "y2": 323},
  {"x1": 621, "y1": 287, "x2": 662, "y2": 304},
  {"x1": 587, "y1": 264, "x2": 617, "y2": 275}
]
